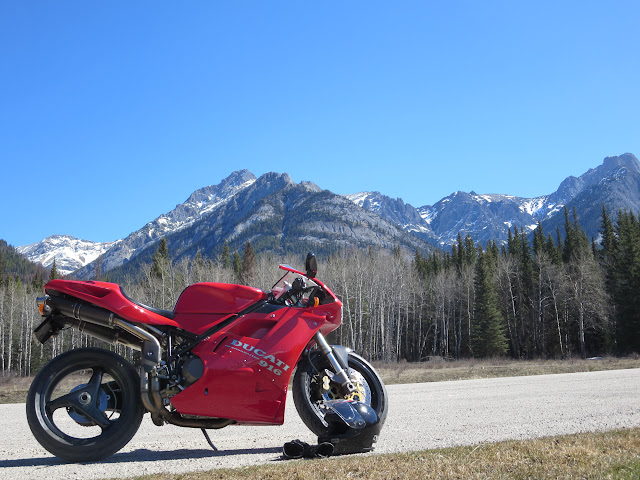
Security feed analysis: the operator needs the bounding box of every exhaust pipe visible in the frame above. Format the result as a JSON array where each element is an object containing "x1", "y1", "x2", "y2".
[
  {"x1": 41, "y1": 295, "x2": 232, "y2": 429},
  {"x1": 41, "y1": 294, "x2": 162, "y2": 366}
]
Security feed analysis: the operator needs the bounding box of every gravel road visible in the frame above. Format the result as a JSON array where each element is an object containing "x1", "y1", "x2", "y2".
[{"x1": 1, "y1": 368, "x2": 639, "y2": 479}]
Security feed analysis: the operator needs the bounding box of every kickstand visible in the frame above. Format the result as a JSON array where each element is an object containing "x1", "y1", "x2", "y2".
[{"x1": 201, "y1": 428, "x2": 218, "y2": 451}]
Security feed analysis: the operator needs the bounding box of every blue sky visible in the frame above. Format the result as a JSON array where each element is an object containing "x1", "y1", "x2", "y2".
[{"x1": 1, "y1": 1, "x2": 639, "y2": 247}]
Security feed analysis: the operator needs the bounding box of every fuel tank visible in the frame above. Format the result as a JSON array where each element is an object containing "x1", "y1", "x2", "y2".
[{"x1": 174, "y1": 283, "x2": 267, "y2": 314}]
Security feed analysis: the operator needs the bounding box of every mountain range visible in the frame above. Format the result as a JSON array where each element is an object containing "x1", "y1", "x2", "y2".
[{"x1": 16, "y1": 153, "x2": 640, "y2": 277}]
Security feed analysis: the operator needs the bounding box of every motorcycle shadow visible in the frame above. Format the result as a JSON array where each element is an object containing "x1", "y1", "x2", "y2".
[{"x1": 0, "y1": 446, "x2": 283, "y2": 468}]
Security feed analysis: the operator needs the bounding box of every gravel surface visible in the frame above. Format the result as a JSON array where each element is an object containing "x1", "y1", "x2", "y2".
[{"x1": 1, "y1": 368, "x2": 639, "y2": 479}]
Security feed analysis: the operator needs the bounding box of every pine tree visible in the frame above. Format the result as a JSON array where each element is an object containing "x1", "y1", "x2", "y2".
[
  {"x1": 415, "y1": 249, "x2": 428, "y2": 279},
  {"x1": 599, "y1": 205, "x2": 617, "y2": 261},
  {"x1": 151, "y1": 238, "x2": 170, "y2": 279},
  {"x1": 472, "y1": 250, "x2": 508, "y2": 357},
  {"x1": 456, "y1": 232, "x2": 464, "y2": 269},
  {"x1": 220, "y1": 241, "x2": 231, "y2": 269},
  {"x1": 546, "y1": 233, "x2": 561, "y2": 265},
  {"x1": 232, "y1": 249, "x2": 242, "y2": 277},
  {"x1": 612, "y1": 210, "x2": 640, "y2": 353},
  {"x1": 533, "y1": 222, "x2": 546, "y2": 257},
  {"x1": 464, "y1": 234, "x2": 477, "y2": 266},
  {"x1": 563, "y1": 207, "x2": 590, "y2": 263},
  {"x1": 49, "y1": 259, "x2": 59, "y2": 280},
  {"x1": 240, "y1": 241, "x2": 256, "y2": 286}
]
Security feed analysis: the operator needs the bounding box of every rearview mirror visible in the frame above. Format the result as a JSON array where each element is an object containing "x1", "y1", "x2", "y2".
[{"x1": 305, "y1": 253, "x2": 318, "y2": 278}]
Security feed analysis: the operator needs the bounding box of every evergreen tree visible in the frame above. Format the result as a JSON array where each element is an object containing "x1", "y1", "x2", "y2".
[
  {"x1": 533, "y1": 223, "x2": 546, "y2": 257},
  {"x1": 563, "y1": 207, "x2": 590, "y2": 263},
  {"x1": 546, "y1": 233, "x2": 561, "y2": 265},
  {"x1": 220, "y1": 241, "x2": 231, "y2": 269},
  {"x1": 31, "y1": 271, "x2": 44, "y2": 290},
  {"x1": 599, "y1": 205, "x2": 618, "y2": 261},
  {"x1": 556, "y1": 226, "x2": 564, "y2": 262},
  {"x1": 612, "y1": 210, "x2": 640, "y2": 353},
  {"x1": 508, "y1": 227, "x2": 521, "y2": 259},
  {"x1": 415, "y1": 249, "x2": 428, "y2": 279},
  {"x1": 232, "y1": 249, "x2": 242, "y2": 277},
  {"x1": 240, "y1": 241, "x2": 256, "y2": 286},
  {"x1": 456, "y1": 233, "x2": 464, "y2": 269},
  {"x1": 464, "y1": 234, "x2": 477, "y2": 266},
  {"x1": 49, "y1": 258, "x2": 59, "y2": 280},
  {"x1": 472, "y1": 250, "x2": 508, "y2": 357},
  {"x1": 430, "y1": 251, "x2": 441, "y2": 276},
  {"x1": 151, "y1": 238, "x2": 170, "y2": 279}
]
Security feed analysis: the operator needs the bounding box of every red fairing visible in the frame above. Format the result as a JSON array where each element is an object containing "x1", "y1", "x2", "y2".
[
  {"x1": 170, "y1": 296, "x2": 342, "y2": 424},
  {"x1": 44, "y1": 280, "x2": 180, "y2": 327},
  {"x1": 170, "y1": 303, "x2": 341, "y2": 424},
  {"x1": 174, "y1": 283, "x2": 267, "y2": 314}
]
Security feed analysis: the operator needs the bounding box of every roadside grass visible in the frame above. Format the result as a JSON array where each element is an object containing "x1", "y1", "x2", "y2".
[
  {"x1": 118, "y1": 428, "x2": 640, "y2": 480},
  {"x1": 373, "y1": 355, "x2": 640, "y2": 385},
  {"x1": 5, "y1": 358, "x2": 640, "y2": 479},
  {"x1": 1, "y1": 356, "x2": 639, "y2": 404},
  {"x1": 0, "y1": 374, "x2": 34, "y2": 404}
]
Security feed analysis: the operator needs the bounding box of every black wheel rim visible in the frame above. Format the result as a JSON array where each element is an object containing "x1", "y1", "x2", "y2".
[
  {"x1": 305, "y1": 360, "x2": 379, "y2": 423},
  {"x1": 36, "y1": 362, "x2": 125, "y2": 445}
]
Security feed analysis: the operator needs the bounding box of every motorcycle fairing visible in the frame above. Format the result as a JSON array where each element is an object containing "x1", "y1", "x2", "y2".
[
  {"x1": 43, "y1": 280, "x2": 270, "y2": 334},
  {"x1": 45, "y1": 280, "x2": 182, "y2": 327},
  {"x1": 170, "y1": 305, "x2": 338, "y2": 425}
]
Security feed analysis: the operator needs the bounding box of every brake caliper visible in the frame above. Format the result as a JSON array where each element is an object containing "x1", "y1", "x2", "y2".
[{"x1": 322, "y1": 373, "x2": 366, "y2": 402}]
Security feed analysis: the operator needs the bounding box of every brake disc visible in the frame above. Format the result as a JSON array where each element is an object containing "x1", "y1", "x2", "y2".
[{"x1": 321, "y1": 369, "x2": 371, "y2": 403}]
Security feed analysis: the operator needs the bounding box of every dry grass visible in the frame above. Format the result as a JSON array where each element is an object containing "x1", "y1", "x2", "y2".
[
  {"x1": 6, "y1": 359, "x2": 640, "y2": 479},
  {"x1": 0, "y1": 374, "x2": 35, "y2": 404},
  {"x1": 2, "y1": 356, "x2": 640, "y2": 404},
  {"x1": 0, "y1": 371, "x2": 98, "y2": 404},
  {"x1": 120, "y1": 428, "x2": 640, "y2": 480},
  {"x1": 374, "y1": 355, "x2": 640, "y2": 386}
]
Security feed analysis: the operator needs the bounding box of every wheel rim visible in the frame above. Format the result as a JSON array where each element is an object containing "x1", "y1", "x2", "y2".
[
  {"x1": 306, "y1": 366, "x2": 375, "y2": 423},
  {"x1": 37, "y1": 364, "x2": 124, "y2": 443}
]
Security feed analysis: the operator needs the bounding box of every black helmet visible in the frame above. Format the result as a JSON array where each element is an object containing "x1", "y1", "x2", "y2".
[{"x1": 317, "y1": 400, "x2": 382, "y2": 455}]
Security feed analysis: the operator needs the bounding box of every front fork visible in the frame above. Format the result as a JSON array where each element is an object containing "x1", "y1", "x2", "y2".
[{"x1": 314, "y1": 332, "x2": 357, "y2": 394}]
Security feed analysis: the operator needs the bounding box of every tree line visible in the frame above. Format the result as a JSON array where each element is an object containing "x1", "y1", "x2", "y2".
[{"x1": 2, "y1": 206, "x2": 640, "y2": 376}]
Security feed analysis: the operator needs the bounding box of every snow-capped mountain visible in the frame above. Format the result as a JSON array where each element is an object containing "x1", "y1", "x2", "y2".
[
  {"x1": 99, "y1": 171, "x2": 429, "y2": 280},
  {"x1": 345, "y1": 192, "x2": 438, "y2": 243},
  {"x1": 348, "y1": 153, "x2": 640, "y2": 247},
  {"x1": 16, "y1": 235, "x2": 117, "y2": 276},
  {"x1": 17, "y1": 153, "x2": 640, "y2": 277},
  {"x1": 72, "y1": 170, "x2": 257, "y2": 277}
]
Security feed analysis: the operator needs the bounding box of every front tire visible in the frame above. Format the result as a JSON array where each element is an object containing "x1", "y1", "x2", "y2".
[
  {"x1": 292, "y1": 350, "x2": 388, "y2": 436},
  {"x1": 26, "y1": 347, "x2": 144, "y2": 463}
]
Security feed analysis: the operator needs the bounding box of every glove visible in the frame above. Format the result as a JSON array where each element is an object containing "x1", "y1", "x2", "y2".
[{"x1": 282, "y1": 439, "x2": 334, "y2": 459}]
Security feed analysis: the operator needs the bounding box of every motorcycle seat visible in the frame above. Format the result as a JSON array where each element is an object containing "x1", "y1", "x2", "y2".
[{"x1": 120, "y1": 287, "x2": 175, "y2": 320}]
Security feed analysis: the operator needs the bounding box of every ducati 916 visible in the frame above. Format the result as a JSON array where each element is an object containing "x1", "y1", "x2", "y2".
[{"x1": 26, "y1": 253, "x2": 388, "y2": 463}]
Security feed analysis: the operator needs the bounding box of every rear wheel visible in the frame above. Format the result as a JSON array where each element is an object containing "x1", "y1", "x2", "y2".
[
  {"x1": 292, "y1": 350, "x2": 388, "y2": 436},
  {"x1": 26, "y1": 348, "x2": 144, "y2": 463}
]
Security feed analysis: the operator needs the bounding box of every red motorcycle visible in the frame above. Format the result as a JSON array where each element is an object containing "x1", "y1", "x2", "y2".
[{"x1": 26, "y1": 254, "x2": 388, "y2": 463}]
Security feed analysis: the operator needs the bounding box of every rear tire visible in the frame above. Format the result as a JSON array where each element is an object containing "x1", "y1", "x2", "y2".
[
  {"x1": 26, "y1": 347, "x2": 144, "y2": 463},
  {"x1": 292, "y1": 350, "x2": 388, "y2": 436}
]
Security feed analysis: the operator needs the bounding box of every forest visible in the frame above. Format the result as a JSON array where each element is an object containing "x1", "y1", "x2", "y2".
[{"x1": 1, "y1": 206, "x2": 640, "y2": 377}]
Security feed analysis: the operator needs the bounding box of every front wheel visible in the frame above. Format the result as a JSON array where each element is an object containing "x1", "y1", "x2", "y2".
[
  {"x1": 292, "y1": 349, "x2": 388, "y2": 436},
  {"x1": 26, "y1": 347, "x2": 144, "y2": 463}
]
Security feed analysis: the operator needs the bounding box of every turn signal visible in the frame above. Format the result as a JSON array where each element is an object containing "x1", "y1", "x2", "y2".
[{"x1": 36, "y1": 297, "x2": 50, "y2": 316}]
